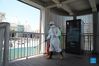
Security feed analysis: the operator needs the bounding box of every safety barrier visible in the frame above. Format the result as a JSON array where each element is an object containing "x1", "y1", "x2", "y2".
[
  {"x1": 9, "y1": 31, "x2": 45, "y2": 61},
  {"x1": 8, "y1": 32, "x2": 93, "y2": 61}
]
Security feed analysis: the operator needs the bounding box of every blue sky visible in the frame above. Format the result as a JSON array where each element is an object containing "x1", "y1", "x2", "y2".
[{"x1": 0, "y1": 0, "x2": 40, "y2": 31}]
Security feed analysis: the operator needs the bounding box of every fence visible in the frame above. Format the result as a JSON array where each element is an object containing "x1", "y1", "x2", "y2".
[
  {"x1": 8, "y1": 32, "x2": 94, "y2": 61},
  {"x1": 61, "y1": 33, "x2": 93, "y2": 52},
  {"x1": 9, "y1": 31, "x2": 45, "y2": 61},
  {"x1": 83, "y1": 33, "x2": 93, "y2": 51}
]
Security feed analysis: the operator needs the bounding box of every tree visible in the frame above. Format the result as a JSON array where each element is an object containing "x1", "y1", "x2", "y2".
[{"x1": 0, "y1": 12, "x2": 5, "y2": 22}]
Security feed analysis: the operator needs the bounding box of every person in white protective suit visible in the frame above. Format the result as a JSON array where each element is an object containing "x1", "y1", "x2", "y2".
[{"x1": 45, "y1": 21, "x2": 63, "y2": 59}]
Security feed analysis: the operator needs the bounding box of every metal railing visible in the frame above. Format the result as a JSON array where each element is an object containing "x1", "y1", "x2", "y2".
[
  {"x1": 83, "y1": 33, "x2": 93, "y2": 51},
  {"x1": 61, "y1": 33, "x2": 93, "y2": 51},
  {"x1": 8, "y1": 32, "x2": 94, "y2": 61},
  {"x1": 9, "y1": 31, "x2": 45, "y2": 61}
]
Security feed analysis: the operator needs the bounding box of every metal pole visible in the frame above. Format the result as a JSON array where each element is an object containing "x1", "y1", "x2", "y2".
[{"x1": 26, "y1": 33, "x2": 28, "y2": 59}]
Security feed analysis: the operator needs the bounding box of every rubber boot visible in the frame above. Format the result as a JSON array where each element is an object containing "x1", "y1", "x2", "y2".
[
  {"x1": 47, "y1": 52, "x2": 53, "y2": 59},
  {"x1": 59, "y1": 52, "x2": 63, "y2": 60}
]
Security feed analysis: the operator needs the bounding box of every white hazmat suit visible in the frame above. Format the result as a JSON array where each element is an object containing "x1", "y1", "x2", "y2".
[
  {"x1": 47, "y1": 22, "x2": 62, "y2": 52},
  {"x1": 46, "y1": 22, "x2": 63, "y2": 59}
]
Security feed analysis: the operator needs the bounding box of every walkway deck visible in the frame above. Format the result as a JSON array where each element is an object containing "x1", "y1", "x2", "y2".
[{"x1": 9, "y1": 53, "x2": 99, "y2": 66}]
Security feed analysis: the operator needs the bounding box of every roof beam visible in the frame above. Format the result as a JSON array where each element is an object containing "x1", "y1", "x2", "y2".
[
  {"x1": 88, "y1": 0, "x2": 97, "y2": 12},
  {"x1": 51, "y1": 0, "x2": 73, "y2": 15},
  {"x1": 46, "y1": 4, "x2": 57, "y2": 8},
  {"x1": 61, "y1": 0, "x2": 77, "y2": 4},
  {"x1": 61, "y1": 4, "x2": 73, "y2": 15},
  {"x1": 47, "y1": 0, "x2": 78, "y2": 8},
  {"x1": 52, "y1": 0, "x2": 60, "y2": 4}
]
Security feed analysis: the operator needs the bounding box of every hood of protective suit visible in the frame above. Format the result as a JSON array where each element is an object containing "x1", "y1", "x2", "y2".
[{"x1": 49, "y1": 21, "x2": 55, "y2": 25}]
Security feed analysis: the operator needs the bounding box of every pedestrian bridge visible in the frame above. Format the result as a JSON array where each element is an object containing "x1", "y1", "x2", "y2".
[{"x1": 0, "y1": 0, "x2": 99, "y2": 66}]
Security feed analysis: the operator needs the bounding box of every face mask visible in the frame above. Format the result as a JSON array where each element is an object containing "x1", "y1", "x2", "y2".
[
  {"x1": 50, "y1": 24, "x2": 53, "y2": 26},
  {"x1": 50, "y1": 25, "x2": 55, "y2": 28}
]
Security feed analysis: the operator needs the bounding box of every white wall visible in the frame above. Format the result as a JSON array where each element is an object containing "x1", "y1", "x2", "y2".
[
  {"x1": 77, "y1": 14, "x2": 93, "y2": 33},
  {"x1": 44, "y1": 8, "x2": 73, "y2": 34}
]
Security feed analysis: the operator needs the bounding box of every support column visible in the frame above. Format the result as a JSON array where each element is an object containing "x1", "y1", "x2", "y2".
[
  {"x1": 73, "y1": 15, "x2": 77, "y2": 20},
  {"x1": 44, "y1": 8, "x2": 50, "y2": 39},
  {"x1": 2, "y1": 23, "x2": 10, "y2": 66},
  {"x1": 93, "y1": 12, "x2": 98, "y2": 54}
]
